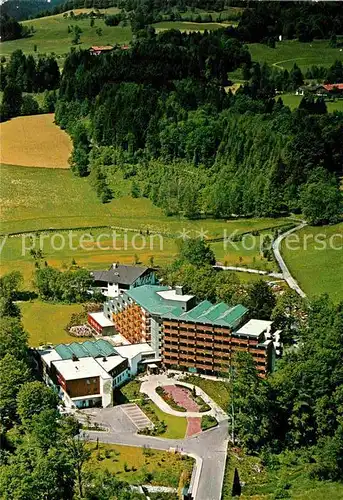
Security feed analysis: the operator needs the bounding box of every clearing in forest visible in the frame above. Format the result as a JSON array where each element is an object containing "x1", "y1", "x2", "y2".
[{"x1": 0, "y1": 114, "x2": 72, "y2": 168}]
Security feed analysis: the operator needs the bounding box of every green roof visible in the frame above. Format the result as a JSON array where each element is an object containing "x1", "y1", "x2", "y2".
[
  {"x1": 164, "y1": 301, "x2": 248, "y2": 329},
  {"x1": 126, "y1": 285, "x2": 248, "y2": 329},
  {"x1": 55, "y1": 339, "x2": 117, "y2": 360},
  {"x1": 125, "y1": 285, "x2": 180, "y2": 316}
]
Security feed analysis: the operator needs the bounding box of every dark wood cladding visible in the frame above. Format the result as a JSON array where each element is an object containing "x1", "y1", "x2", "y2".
[{"x1": 66, "y1": 377, "x2": 100, "y2": 398}]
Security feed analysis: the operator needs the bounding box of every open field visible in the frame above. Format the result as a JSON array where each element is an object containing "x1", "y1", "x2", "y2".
[
  {"x1": 0, "y1": 114, "x2": 72, "y2": 168},
  {"x1": 0, "y1": 228, "x2": 178, "y2": 287},
  {"x1": 222, "y1": 447, "x2": 343, "y2": 500},
  {"x1": 20, "y1": 300, "x2": 84, "y2": 346},
  {"x1": 86, "y1": 442, "x2": 193, "y2": 487},
  {"x1": 154, "y1": 20, "x2": 236, "y2": 33},
  {"x1": 0, "y1": 11, "x2": 131, "y2": 58},
  {"x1": 248, "y1": 39, "x2": 343, "y2": 72},
  {"x1": 278, "y1": 93, "x2": 343, "y2": 112},
  {"x1": 0, "y1": 163, "x2": 292, "y2": 235},
  {"x1": 281, "y1": 223, "x2": 343, "y2": 302},
  {"x1": 211, "y1": 230, "x2": 279, "y2": 272},
  {"x1": 177, "y1": 7, "x2": 243, "y2": 21}
]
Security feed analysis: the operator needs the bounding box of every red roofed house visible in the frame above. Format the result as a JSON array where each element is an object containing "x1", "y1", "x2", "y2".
[
  {"x1": 90, "y1": 45, "x2": 114, "y2": 56},
  {"x1": 323, "y1": 83, "x2": 343, "y2": 94}
]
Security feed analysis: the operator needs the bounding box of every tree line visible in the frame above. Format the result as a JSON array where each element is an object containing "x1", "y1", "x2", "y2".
[
  {"x1": 0, "y1": 50, "x2": 60, "y2": 121},
  {"x1": 0, "y1": 13, "x2": 32, "y2": 41}
]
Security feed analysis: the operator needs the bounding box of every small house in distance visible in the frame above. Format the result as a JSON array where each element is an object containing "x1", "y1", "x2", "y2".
[
  {"x1": 90, "y1": 263, "x2": 157, "y2": 298},
  {"x1": 89, "y1": 45, "x2": 114, "y2": 56}
]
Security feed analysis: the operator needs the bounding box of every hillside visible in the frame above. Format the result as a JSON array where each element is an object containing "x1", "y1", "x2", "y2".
[{"x1": 0, "y1": 9, "x2": 130, "y2": 58}]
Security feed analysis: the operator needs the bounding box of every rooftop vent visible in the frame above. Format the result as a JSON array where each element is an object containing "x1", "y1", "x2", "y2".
[
  {"x1": 175, "y1": 285, "x2": 184, "y2": 296},
  {"x1": 72, "y1": 354, "x2": 79, "y2": 362},
  {"x1": 102, "y1": 357, "x2": 107, "y2": 362}
]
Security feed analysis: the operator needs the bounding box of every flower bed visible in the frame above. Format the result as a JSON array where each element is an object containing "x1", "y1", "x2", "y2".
[
  {"x1": 175, "y1": 384, "x2": 211, "y2": 412},
  {"x1": 156, "y1": 386, "x2": 187, "y2": 412}
]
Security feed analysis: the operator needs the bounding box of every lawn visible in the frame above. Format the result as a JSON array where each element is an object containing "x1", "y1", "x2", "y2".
[
  {"x1": 278, "y1": 93, "x2": 343, "y2": 113},
  {"x1": 85, "y1": 442, "x2": 193, "y2": 488},
  {"x1": 20, "y1": 300, "x2": 85, "y2": 346},
  {"x1": 0, "y1": 114, "x2": 72, "y2": 168},
  {"x1": 248, "y1": 39, "x2": 343, "y2": 72},
  {"x1": 182, "y1": 375, "x2": 230, "y2": 412},
  {"x1": 281, "y1": 223, "x2": 343, "y2": 302},
  {"x1": 0, "y1": 11, "x2": 131, "y2": 59}
]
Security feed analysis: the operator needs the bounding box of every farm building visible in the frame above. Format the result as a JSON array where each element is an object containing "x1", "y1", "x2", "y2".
[
  {"x1": 89, "y1": 45, "x2": 114, "y2": 55},
  {"x1": 90, "y1": 263, "x2": 157, "y2": 298}
]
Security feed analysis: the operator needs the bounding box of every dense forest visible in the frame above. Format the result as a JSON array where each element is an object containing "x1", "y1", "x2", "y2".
[
  {"x1": 52, "y1": 26, "x2": 342, "y2": 223},
  {"x1": 0, "y1": 51, "x2": 60, "y2": 121}
]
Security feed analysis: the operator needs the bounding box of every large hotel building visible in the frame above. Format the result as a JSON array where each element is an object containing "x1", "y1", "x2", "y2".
[{"x1": 104, "y1": 285, "x2": 277, "y2": 377}]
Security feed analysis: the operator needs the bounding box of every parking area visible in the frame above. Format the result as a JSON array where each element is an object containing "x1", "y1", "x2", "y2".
[
  {"x1": 121, "y1": 403, "x2": 153, "y2": 430},
  {"x1": 78, "y1": 404, "x2": 153, "y2": 432}
]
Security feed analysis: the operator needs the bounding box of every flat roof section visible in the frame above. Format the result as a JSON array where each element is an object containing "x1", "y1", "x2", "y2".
[
  {"x1": 157, "y1": 289, "x2": 194, "y2": 302},
  {"x1": 236, "y1": 319, "x2": 273, "y2": 338},
  {"x1": 88, "y1": 312, "x2": 114, "y2": 328},
  {"x1": 96, "y1": 355, "x2": 127, "y2": 373},
  {"x1": 53, "y1": 357, "x2": 111, "y2": 381},
  {"x1": 114, "y1": 343, "x2": 155, "y2": 360}
]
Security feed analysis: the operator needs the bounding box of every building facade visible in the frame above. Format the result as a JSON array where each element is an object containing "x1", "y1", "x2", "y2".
[
  {"x1": 104, "y1": 285, "x2": 279, "y2": 377},
  {"x1": 35, "y1": 339, "x2": 156, "y2": 408}
]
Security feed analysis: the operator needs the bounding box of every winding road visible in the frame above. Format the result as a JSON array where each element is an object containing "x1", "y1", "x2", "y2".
[
  {"x1": 272, "y1": 222, "x2": 307, "y2": 298},
  {"x1": 216, "y1": 222, "x2": 307, "y2": 298},
  {"x1": 80, "y1": 375, "x2": 229, "y2": 500},
  {"x1": 86, "y1": 420, "x2": 229, "y2": 500}
]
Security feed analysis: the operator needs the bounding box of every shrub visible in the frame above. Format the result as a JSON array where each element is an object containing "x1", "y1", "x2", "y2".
[{"x1": 201, "y1": 415, "x2": 218, "y2": 431}]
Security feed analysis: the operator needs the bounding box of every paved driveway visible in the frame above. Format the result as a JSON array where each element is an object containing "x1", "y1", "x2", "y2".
[{"x1": 80, "y1": 406, "x2": 137, "y2": 433}]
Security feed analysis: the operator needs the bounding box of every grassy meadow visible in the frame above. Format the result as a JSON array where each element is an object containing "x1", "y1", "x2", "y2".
[
  {"x1": 0, "y1": 10, "x2": 131, "y2": 59},
  {"x1": 86, "y1": 442, "x2": 193, "y2": 487},
  {"x1": 211, "y1": 229, "x2": 280, "y2": 272},
  {"x1": 20, "y1": 300, "x2": 84, "y2": 346},
  {"x1": 281, "y1": 223, "x2": 343, "y2": 302},
  {"x1": 278, "y1": 93, "x2": 343, "y2": 112},
  {"x1": 154, "y1": 20, "x2": 236, "y2": 33},
  {"x1": 0, "y1": 114, "x2": 72, "y2": 168},
  {"x1": 0, "y1": 162, "x2": 291, "y2": 236},
  {"x1": 182, "y1": 375, "x2": 230, "y2": 411},
  {"x1": 248, "y1": 39, "x2": 343, "y2": 72}
]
